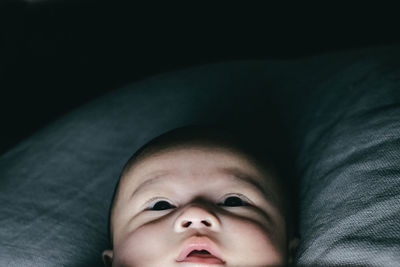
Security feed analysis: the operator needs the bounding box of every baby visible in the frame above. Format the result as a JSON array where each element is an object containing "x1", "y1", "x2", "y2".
[{"x1": 102, "y1": 125, "x2": 299, "y2": 266}]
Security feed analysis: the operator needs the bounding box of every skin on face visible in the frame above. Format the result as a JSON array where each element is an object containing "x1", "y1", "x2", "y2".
[{"x1": 103, "y1": 146, "x2": 289, "y2": 267}]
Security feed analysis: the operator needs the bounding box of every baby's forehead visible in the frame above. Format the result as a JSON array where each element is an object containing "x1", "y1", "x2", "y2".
[
  {"x1": 120, "y1": 145, "x2": 280, "y2": 197},
  {"x1": 124, "y1": 143, "x2": 260, "y2": 175}
]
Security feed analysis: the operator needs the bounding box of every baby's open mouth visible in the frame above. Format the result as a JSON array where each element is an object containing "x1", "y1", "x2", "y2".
[
  {"x1": 183, "y1": 249, "x2": 224, "y2": 264},
  {"x1": 176, "y1": 236, "x2": 225, "y2": 265},
  {"x1": 188, "y1": 249, "x2": 213, "y2": 257}
]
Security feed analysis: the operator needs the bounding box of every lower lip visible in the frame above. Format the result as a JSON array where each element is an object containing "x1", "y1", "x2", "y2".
[{"x1": 181, "y1": 255, "x2": 225, "y2": 265}]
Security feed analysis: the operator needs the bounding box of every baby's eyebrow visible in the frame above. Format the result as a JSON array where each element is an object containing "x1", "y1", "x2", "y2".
[
  {"x1": 130, "y1": 170, "x2": 173, "y2": 198},
  {"x1": 217, "y1": 167, "x2": 279, "y2": 206}
]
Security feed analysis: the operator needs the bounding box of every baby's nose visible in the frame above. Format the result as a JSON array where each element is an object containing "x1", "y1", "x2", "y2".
[{"x1": 174, "y1": 204, "x2": 221, "y2": 233}]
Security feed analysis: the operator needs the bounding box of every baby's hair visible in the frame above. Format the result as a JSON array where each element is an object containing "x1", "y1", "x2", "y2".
[{"x1": 106, "y1": 124, "x2": 298, "y2": 248}]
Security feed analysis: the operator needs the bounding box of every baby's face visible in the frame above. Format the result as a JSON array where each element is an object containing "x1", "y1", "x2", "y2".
[{"x1": 105, "y1": 146, "x2": 288, "y2": 266}]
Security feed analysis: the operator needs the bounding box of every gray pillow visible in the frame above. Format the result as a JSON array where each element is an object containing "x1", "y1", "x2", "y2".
[
  {"x1": 295, "y1": 46, "x2": 400, "y2": 266},
  {"x1": 0, "y1": 45, "x2": 399, "y2": 266}
]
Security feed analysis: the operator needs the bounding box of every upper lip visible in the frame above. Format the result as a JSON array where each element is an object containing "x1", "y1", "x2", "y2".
[{"x1": 176, "y1": 236, "x2": 225, "y2": 263}]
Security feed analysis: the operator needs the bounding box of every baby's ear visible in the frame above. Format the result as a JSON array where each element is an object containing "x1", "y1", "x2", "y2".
[{"x1": 102, "y1": 250, "x2": 113, "y2": 267}]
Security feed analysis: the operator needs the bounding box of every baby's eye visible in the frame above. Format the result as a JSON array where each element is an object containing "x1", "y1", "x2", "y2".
[
  {"x1": 149, "y1": 200, "x2": 176, "y2": 211},
  {"x1": 219, "y1": 195, "x2": 249, "y2": 207}
]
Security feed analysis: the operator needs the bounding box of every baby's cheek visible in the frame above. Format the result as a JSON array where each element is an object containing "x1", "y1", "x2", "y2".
[
  {"x1": 224, "y1": 217, "x2": 285, "y2": 265},
  {"x1": 114, "y1": 222, "x2": 175, "y2": 266}
]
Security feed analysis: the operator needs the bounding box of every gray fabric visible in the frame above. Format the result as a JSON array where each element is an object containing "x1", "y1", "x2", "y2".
[
  {"x1": 295, "y1": 47, "x2": 400, "y2": 266},
  {"x1": 0, "y1": 45, "x2": 399, "y2": 266}
]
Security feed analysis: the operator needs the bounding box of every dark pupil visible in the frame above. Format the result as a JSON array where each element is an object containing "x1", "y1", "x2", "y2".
[
  {"x1": 152, "y1": 201, "x2": 173, "y2": 210},
  {"x1": 224, "y1": 196, "x2": 243, "y2": 207}
]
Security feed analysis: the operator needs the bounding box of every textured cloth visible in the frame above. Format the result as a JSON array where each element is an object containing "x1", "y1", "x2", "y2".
[
  {"x1": 0, "y1": 45, "x2": 399, "y2": 266},
  {"x1": 295, "y1": 48, "x2": 400, "y2": 266}
]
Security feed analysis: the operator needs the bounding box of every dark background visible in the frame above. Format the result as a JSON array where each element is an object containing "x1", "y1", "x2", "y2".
[{"x1": 1, "y1": 1, "x2": 399, "y2": 156}]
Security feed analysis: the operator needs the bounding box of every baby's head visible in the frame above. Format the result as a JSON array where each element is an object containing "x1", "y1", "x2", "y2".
[{"x1": 103, "y1": 125, "x2": 299, "y2": 266}]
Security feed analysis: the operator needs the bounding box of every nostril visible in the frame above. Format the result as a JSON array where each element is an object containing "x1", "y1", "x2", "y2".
[
  {"x1": 181, "y1": 220, "x2": 212, "y2": 228},
  {"x1": 175, "y1": 212, "x2": 220, "y2": 232},
  {"x1": 202, "y1": 220, "x2": 211, "y2": 227},
  {"x1": 182, "y1": 221, "x2": 192, "y2": 227}
]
